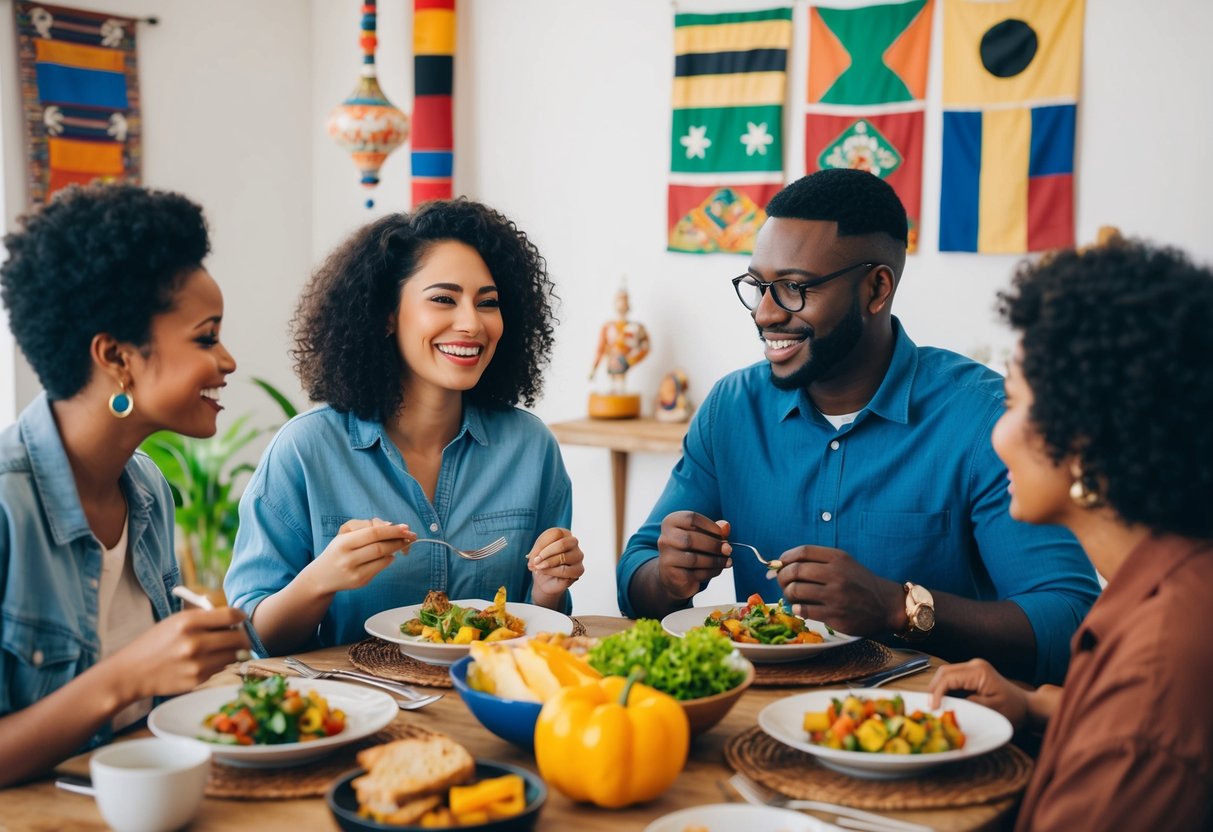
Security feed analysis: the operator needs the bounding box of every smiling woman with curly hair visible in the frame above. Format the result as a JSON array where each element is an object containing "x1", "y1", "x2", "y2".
[
  {"x1": 224, "y1": 199, "x2": 585, "y2": 654},
  {"x1": 929, "y1": 234, "x2": 1213, "y2": 831}
]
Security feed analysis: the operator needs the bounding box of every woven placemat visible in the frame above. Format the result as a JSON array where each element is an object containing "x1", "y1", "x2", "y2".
[
  {"x1": 347, "y1": 617, "x2": 588, "y2": 688},
  {"x1": 752, "y1": 639, "x2": 893, "y2": 687},
  {"x1": 206, "y1": 720, "x2": 437, "y2": 799},
  {"x1": 725, "y1": 726, "x2": 1032, "y2": 810}
]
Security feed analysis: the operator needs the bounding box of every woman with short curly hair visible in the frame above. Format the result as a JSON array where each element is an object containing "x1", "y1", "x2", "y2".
[
  {"x1": 929, "y1": 235, "x2": 1213, "y2": 830},
  {"x1": 0, "y1": 184, "x2": 248, "y2": 785},
  {"x1": 224, "y1": 199, "x2": 584, "y2": 654}
]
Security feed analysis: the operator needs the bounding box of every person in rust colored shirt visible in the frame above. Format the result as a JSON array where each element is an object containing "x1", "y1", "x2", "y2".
[{"x1": 928, "y1": 235, "x2": 1213, "y2": 831}]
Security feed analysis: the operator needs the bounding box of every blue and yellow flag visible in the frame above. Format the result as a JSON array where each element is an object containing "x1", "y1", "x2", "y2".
[
  {"x1": 668, "y1": 7, "x2": 792, "y2": 255},
  {"x1": 939, "y1": 0, "x2": 1084, "y2": 253}
]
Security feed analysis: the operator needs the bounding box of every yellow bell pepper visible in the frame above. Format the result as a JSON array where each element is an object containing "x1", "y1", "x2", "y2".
[{"x1": 534, "y1": 671, "x2": 688, "y2": 809}]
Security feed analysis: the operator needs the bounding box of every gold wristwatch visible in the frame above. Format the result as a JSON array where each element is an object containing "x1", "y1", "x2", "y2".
[{"x1": 897, "y1": 582, "x2": 935, "y2": 641}]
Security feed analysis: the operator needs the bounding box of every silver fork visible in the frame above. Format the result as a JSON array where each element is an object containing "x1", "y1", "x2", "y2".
[
  {"x1": 730, "y1": 774, "x2": 933, "y2": 832},
  {"x1": 401, "y1": 536, "x2": 508, "y2": 560},
  {"x1": 284, "y1": 656, "x2": 442, "y2": 710},
  {"x1": 729, "y1": 540, "x2": 784, "y2": 572}
]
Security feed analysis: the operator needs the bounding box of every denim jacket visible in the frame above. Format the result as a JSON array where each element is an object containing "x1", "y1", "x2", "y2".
[{"x1": 0, "y1": 393, "x2": 178, "y2": 750}]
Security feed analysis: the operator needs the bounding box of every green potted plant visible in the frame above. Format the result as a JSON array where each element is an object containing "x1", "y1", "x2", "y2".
[{"x1": 139, "y1": 378, "x2": 298, "y2": 604}]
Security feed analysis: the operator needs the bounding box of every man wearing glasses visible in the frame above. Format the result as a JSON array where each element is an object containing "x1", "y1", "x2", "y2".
[{"x1": 617, "y1": 169, "x2": 1099, "y2": 685}]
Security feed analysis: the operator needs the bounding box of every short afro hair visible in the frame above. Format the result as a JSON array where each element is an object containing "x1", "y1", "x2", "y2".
[
  {"x1": 999, "y1": 237, "x2": 1213, "y2": 538},
  {"x1": 292, "y1": 198, "x2": 557, "y2": 420},
  {"x1": 1, "y1": 183, "x2": 210, "y2": 400},
  {"x1": 766, "y1": 169, "x2": 908, "y2": 247}
]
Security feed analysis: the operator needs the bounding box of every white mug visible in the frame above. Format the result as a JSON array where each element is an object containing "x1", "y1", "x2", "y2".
[{"x1": 89, "y1": 737, "x2": 210, "y2": 832}]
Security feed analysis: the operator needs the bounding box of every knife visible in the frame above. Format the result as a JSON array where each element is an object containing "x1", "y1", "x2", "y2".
[{"x1": 848, "y1": 654, "x2": 931, "y2": 688}]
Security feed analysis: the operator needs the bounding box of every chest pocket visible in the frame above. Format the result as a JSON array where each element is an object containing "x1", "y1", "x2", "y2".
[
  {"x1": 320, "y1": 515, "x2": 353, "y2": 537},
  {"x1": 858, "y1": 510, "x2": 951, "y2": 576},
  {"x1": 472, "y1": 509, "x2": 537, "y2": 535},
  {"x1": 468, "y1": 509, "x2": 538, "y2": 600},
  {"x1": 1, "y1": 615, "x2": 88, "y2": 709}
]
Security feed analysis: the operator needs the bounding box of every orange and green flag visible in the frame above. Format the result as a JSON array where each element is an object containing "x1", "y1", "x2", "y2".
[
  {"x1": 939, "y1": 0, "x2": 1084, "y2": 253},
  {"x1": 668, "y1": 7, "x2": 792, "y2": 255},
  {"x1": 804, "y1": 0, "x2": 933, "y2": 252}
]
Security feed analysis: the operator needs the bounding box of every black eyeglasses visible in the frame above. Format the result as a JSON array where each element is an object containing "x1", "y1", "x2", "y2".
[{"x1": 732, "y1": 262, "x2": 878, "y2": 313}]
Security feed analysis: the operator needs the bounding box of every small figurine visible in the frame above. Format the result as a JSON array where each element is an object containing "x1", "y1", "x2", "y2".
[
  {"x1": 654, "y1": 370, "x2": 693, "y2": 423},
  {"x1": 588, "y1": 283, "x2": 650, "y2": 419}
]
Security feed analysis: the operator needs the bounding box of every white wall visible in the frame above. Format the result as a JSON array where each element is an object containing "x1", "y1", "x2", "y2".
[
  {"x1": 3, "y1": 0, "x2": 1210, "y2": 616},
  {"x1": 0, "y1": 0, "x2": 315, "y2": 426}
]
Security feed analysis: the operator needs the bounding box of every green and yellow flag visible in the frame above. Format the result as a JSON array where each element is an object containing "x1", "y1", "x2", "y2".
[{"x1": 668, "y1": 8, "x2": 792, "y2": 255}]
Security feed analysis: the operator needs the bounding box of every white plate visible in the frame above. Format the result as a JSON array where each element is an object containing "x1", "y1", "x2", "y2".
[
  {"x1": 662, "y1": 604, "x2": 859, "y2": 664},
  {"x1": 148, "y1": 678, "x2": 397, "y2": 768},
  {"x1": 758, "y1": 687, "x2": 1014, "y2": 779},
  {"x1": 643, "y1": 803, "x2": 833, "y2": 832},
  {"x1": 364, "y1": 600, "x2": 574, "y2": 666}
]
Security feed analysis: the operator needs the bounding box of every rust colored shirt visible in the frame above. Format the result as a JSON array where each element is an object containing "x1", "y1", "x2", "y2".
[{"x1": 1016, "y1": 534, "x2": 1213, "y2": 831}]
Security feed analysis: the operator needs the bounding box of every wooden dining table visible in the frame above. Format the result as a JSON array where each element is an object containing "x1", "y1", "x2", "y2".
[{"x1": 0, "y1": 617, "x2": 1018, "y2": 831}]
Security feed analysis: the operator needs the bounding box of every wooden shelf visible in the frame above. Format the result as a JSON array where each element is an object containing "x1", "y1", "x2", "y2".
[{"x1": 548, "y1": 417, "x2": 689, "y2": 559}]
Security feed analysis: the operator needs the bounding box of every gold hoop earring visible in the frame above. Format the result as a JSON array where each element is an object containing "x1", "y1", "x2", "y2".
[
  {"x1": 108, "y1": 385, "x2": 134, "y2": 419},
  {"x1": 1069, "y1": 463, "x2": 1101, "y2": 509}
]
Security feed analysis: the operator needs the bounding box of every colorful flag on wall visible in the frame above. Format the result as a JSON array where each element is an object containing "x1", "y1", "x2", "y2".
[
  {"x1": 12, "y1": 2, "x2": 142, "y2": 206},
  {"x1": 804, "y1": 0, "x2": 933, "y2": 252},
  {"x1": 412, "y1": 0, "x2": 455, "y2": 205},
  {"x1": 939, "y1": 0, "x2": 1084, "y2": 253},
  {"x1": 668, "y1": 7, "x2": 792, "y2": 255}
]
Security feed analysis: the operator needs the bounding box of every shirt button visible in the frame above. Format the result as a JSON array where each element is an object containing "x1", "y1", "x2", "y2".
[
  {"x1": 829, "y1": 440, "x2": 840, "y2": 450},
  {"x1": 89, "y1": 578, "x2": 99, "y2": 589},
  {"x1": 429, "y1": 523, "x2": 439, "y2": 532},
  {"x1": 822, "y1": 511, "x2": 833, "y2": 522},
  {"x1": 32, "y1": 649, "x2": 44, "y2": 666}
]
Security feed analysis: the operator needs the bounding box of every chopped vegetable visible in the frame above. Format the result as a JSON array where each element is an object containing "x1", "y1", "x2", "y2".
[
  {"x1": 400, "y1": 586, "x2": 525, "y2": 644},
  {"x1": 705, "y1": 594, "x2": 825, "y2": 645},
  {"x1": 201, "y1": 674, "x2": 345, "y2": 745},
  {"x1": 802, "y1": 694, "x2": 965, "y2": 754}
]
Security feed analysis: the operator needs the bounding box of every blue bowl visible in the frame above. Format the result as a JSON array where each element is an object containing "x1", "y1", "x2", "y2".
[
  {"x1": 326, "y1": 759, "x2": 545, "y2": 832},
  {"x1": 449, "y1": 655, "x2": 542, "y2": 749}
]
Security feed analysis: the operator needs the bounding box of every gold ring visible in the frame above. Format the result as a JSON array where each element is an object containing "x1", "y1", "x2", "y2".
[{"x1": 558, "y1": 552, "x2": 566, "y2": 567}]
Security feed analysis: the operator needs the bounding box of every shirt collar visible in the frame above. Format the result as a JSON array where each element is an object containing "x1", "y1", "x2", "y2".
[
  {"x1": 19, "y1": 392, "x2": 156, "y2": 546},
  {"x1": 1075, "y1": 533, "x2": 1210, "y2": 651},
  {"x1": 345, "y1": 400, "x2": 491, "y2": 450},
  {"x1": 777, "y1": 316, "x2": 918, "y2": 426}
]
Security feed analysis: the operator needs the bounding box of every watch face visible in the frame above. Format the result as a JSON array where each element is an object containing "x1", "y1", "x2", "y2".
[{"x1": 914, "y1": 606, "x2": 936, "y2": 631}]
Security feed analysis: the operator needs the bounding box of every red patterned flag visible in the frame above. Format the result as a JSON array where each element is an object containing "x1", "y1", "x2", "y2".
[
  {"x1": 13, "y1": 2, "x2": 142, "y2": 206},
  {"x1": 940, "y1": 0, "x2": 1083, "y2": 253},
  {"x1": 804, "y1": 0, "x2": 933, "y2": 252},
  {"x1": 412, "y1": 0, "x2": 455, "y2": 205},
  {"x1": 668, "y1": 8, "x2": 792, "y2": 255}
]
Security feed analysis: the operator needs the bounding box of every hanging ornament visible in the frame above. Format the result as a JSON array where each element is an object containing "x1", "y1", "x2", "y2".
[{"x1": 326, "y1": 0, "x2": 410, "y2": 208}]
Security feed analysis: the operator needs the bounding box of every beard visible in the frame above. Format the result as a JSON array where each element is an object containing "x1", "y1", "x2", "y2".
[{"x1": 767, "y1": 293, "x2": 864, "y2": 391}]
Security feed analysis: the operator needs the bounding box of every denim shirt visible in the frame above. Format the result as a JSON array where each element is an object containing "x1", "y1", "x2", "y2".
[
  {"x1": 0, "y1": 394, "x2": 179, "y2": 750},
  {"x1": 224, "y1": 403, "x2": 573, "y2": 652},
  {"x1": 618, "y1": 319, "x2": 1101, "y2": 685}
]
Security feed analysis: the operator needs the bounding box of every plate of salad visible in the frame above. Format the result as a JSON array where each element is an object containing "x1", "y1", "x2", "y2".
[
  {"x1": 364, "y1": 589, "x2": 574, "y2": 666},
  {"x1": 661, "y1": 595, "x2": 859, "y2": 664},
  {"x1": 147, "y1": 675, "x2": 397, "y2": 768},
  {"x1": 758, "y1": 688, "x2": 1013, "y2": 779}
]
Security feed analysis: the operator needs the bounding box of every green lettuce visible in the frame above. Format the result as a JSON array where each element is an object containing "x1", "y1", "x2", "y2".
[{"x1": 587, "y1": 619, "x2": 745, "y2": 700}]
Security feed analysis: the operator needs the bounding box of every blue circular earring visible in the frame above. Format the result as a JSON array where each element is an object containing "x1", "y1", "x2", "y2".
[{"x1": 108, "y1": 386, "x2": 134, "y2": 418}]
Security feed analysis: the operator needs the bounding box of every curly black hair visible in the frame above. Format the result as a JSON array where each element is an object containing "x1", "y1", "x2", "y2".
[
  {"x1": 766, "y1": 169, "x2": 909, "y2": 247},
  {"x1": 998, "y1": 238, "x2": 1213, "y2": 538},
  {"x1": 0, "y1": 183, "x2": 210, "y2": 400},
  {"x1": 292, "y1": 198, "x2": 556, "y2": 420}
]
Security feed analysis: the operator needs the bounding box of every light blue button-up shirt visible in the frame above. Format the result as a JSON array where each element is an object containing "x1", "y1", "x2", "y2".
[
  {"x1": 224, "y1": 403, "x2": 573, "y2": 651},
  {"x1": 618, "y1": 319, "x2": 1100, "y2": 684},
  {"x1": 0, "y1": 393, "x2": 178, "y2": 749}
]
